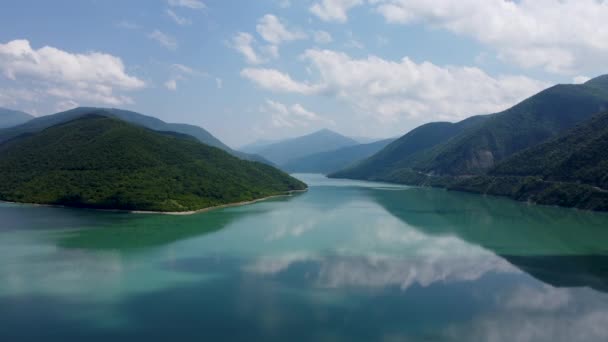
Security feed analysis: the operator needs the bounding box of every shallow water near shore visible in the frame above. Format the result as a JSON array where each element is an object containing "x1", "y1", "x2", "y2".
[{"x1": 2, "y1": 174, "x2": 608, "y2": 341}]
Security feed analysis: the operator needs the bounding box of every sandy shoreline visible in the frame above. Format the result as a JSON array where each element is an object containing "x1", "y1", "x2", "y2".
[{"x1": 0, "y1": 189, "x2": 308, "y2": 216}]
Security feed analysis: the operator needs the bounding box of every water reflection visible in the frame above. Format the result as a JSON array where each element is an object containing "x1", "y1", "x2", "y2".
[{"x1": 3, "y1": 175, "x2": 608, "y2": 341}]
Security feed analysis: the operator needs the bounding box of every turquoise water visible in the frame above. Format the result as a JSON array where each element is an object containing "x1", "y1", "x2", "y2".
[{"x1": 2, "y1": 173, "x2": 608, "y2": 341}]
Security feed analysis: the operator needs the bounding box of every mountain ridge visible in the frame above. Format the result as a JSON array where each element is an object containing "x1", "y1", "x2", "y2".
[{"x1": 0, "y1": 113, "x2": 306, "y2": 212}]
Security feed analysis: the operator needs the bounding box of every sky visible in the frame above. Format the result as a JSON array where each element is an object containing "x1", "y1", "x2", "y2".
[{"x1": 0, "y1": 0, "x2": 607, "y2": 147}]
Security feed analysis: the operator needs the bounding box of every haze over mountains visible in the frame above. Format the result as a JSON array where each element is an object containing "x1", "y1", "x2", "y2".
[
  {"x1": 331, "y1": 74, "x2": 608, "y2": 210},
  {"x1": 242, "y1": 129, "x2": 359, "y2": 166},
  {"x1": 0, "y1": 108, "x2": 34, "y2": 128},
  {"x1": 0, "y1": 113, "x2": 305, "y2": 212},
  {"x1": 283, "y1": 138, "x2": 396, "y2": 174}
]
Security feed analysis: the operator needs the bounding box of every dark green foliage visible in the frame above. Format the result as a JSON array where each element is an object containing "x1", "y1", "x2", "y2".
[
  {"x1": 331, "y1": 115, "x2": 489, "y2": 179},
  {"x1": 246, "y1": 129, "x2": 359, "y2": 165},
  {"x1": 0, "y1": 114, "x2": 306, "y2": 212},
  {"x1": 0, "y1": 107, "x2": 34, "y2": 128},
  {"x1": 0, "y1": 107, "x2": 269, "y2": 164},
  {"x1": 330, "y1": 74, "x2": 608, "y2": 211},
  {"x1": 333, "y1": 75, "x2": 608, "y2": 180},
  {"x1": 282, "y1": 138, "x2": 396, "y2": 174}
]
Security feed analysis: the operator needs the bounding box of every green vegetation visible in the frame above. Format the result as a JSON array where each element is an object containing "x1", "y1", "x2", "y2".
[
  {"x1": 0, "y1": 107, "x2": 34, "y2": 128},
  {"x1": 330, "y1": 75, "x2": 608, "y2": 211},
  {"x1": 0, "y1": 106, "x2": 269, "y2": 164},
  {"x1": 0, "y1": 113, "x2": 306, "y2": 212},
  {"x1": 282, "y1": 138, "x2": 396, "y2": 174}
]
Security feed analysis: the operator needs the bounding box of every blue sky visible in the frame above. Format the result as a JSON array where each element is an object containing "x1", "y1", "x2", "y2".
[{"x1": 0, "y1": 0, "x2": 606, "y2": 147}]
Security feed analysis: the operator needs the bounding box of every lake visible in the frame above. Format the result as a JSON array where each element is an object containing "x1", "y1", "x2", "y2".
[{"x1": 2, "y1": 173, "x2": 608, "y2": 341}]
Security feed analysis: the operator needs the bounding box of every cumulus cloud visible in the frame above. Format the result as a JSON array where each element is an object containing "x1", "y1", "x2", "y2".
[
  {"x1": 242, "y1": 49, "x2": 547, "y2": 123},
  {"x1": 0, "y1": 39, "x2": 144, "y2": 106},
  {"x1": 261, "y1": 100, "x2": 334, "y2": 128},
  {"x1": 166, "y1": 9, "x2": 191, "y2": 26},
  {"x1": 167, "y1": 0, "x2": 205, "y2": 10},
  {"x1": 148, "y1": 30, "x2": 178, "y2": 50},
  {"x1": 371, "y1": 0, "x2": 608, "y2": 74},
  {"x1": 241, "y1": 68, "x2": 323, "y2": 94},
  {"x1": 310, "y1": 0, "x2": 364, "y2": 23},
  {"x1": 230, "y1": 32, "x2": 271, "y2": 65},
  {"x1": 256, "y1": 14, "x2": 307, "y2": 45}
]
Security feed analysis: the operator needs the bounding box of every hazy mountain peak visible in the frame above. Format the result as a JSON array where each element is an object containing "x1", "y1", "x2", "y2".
[
  {"x1": 0, "y1": 107, "x2": 34, "y2": 129},
  {"x1": 585, "y1": 74, "x2": 608, "y2": 89}
]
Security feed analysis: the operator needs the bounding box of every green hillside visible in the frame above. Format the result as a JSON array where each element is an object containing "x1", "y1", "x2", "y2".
[
  {"x1": 282, "y1": 138, "x2": 396, "y2": 174},
  {"x1": 0, "y1": 113, "x2": 306, "y2": 212},
  {"x1": 0, "y1": 107, "x2": 269, "y2": 164},
  {"x1": 333, "y1": 75, "x2": 608, "y2": 181},
  {"x1": 331, "y1": 115, "x2": 488, "y2": 179},
  {"x1": 449, "y1": 111, "x2": 608, "y2": 211},
  {"x1": 0, "y1": 107, "x2": 34, "y2": 128}
]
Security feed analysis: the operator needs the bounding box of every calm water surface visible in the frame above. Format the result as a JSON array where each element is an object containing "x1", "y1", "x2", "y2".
[{"x1": 2, "y1": 174, "x2": 608, "y2": 341}]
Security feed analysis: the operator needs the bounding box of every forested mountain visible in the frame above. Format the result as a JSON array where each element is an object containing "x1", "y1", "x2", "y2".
[
  {"x1": 0, "y1": 107, "x2": 269, "y2": 163},
  {"x1": 0, "y1": 113, "x2": 306, "y2": 212},
  {"x1": 333, "y1": 75, "x2": 608, "y2": 180}
]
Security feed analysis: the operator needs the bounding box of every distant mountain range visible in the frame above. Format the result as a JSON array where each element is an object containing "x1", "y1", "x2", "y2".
[
  {"x1": 0, "y1": 113, "x2": 306, "y2": 212},
  {"x1": 0, "y1": 107, "x2": 269, "y2": 164},
  {"x1": 0, "y1": 107, "x2": 34, "y2": 128},
  {"x1": 283, "y1": 138, "x2": 396, "y2": 174},
  {"x1": 331, "y1": 74, "x2": 608, "y2": 211},
  {"x1": 242, "y1": 129, "x2": 359, "y2": 166}
]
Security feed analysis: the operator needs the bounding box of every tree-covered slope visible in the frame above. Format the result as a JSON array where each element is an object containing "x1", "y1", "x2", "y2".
[
  {"x1": 331, "y1": 115, "x2": 489, "y2": 179},
  {"x1": 0, "y1": 107, "x2": 34, "y2": 128},
  {"x1": 0, "y1": 107, "x2": 269, "y2": 164},
  {"x1": 0, "y1": 114, "x2": 306, "y2": 212},
  {"x1": 282, "y1": 138, "x2": 396, "y2": 174},
  {"x1": 250, "y1": 129, "x2": 359, "y2": 165},
  {"x1": 448, "y1": 111, "x2": 608, "y2": 211},
  {"x1": 333, "y1": 75, "x2": 608, "y2": 181}
]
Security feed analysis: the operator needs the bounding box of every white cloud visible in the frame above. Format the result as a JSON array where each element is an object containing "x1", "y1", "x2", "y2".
[
  {"x1": 310, "y1": 0, "x2": 364, "y2": 23},
  {"x1": 230, "y1": 32, "x2": 268, "y2": 65},
  {"x1": 166, "y1": 9, "x2": 191, "y2": 26},
  {"x1": 55, "y1": 100, "x2": 79, "y2": 112},
  {"x1": 215, "y1": 77, "x2": 223, "y2": 89},
  {"x1": 261, "y1": 100, "x2": 333, "y2": 128},
  {"x1": 167, "y1": 0, "x2": 205, "y2": 10},
  {"x1": 256, "y1": 14, "x2": 307, "y2": 45},
  {"x1": 165, "y1": 79, "x2": 177, "y2": 90},
  {"x1": 573, "y1": 75, "x2": 591, "y2": 84},
  {"x1": 242, "y1": 49, "x2": 548, "y2": 124},
  {"x1": 371, "y1": 0, "x2": 608, "y2": 74},
  {"x1": 313, "y1": 30, "x2": 333, "y2": 44},
  {"x1": 164, "y1": 63, "x2": 206, "y2": 91},
  {"x1": 0, "y1": 39, "x2": 144, "y2": 106},
  {"x1": 148, "y1": 30, "x2": 178, "y2": 50},
  {"x1": 241, "y1": 68, "x2": 322, "y2": 94}
]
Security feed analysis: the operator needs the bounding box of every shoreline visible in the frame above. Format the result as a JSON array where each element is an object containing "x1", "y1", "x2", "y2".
[{"x1": 0, "y1": 189, "x2": 308, "y2": 216}]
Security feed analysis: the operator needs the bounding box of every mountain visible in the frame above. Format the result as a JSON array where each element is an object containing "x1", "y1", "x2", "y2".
[
  {"x1": 282, "y1": 138, "x2": 397, "y2": 174},
  {"x1": 0, "y1": 108, "x2": 34, "y2": 128},
  {"x1": 0, "y1": 113, "x2": 306, "y2": 212},
  {"x1": 332, "y1": 75, "x2": 608, "y2": 182},
  {"x1": 0, "y1": 107, "x2": 269, "y2": 164},
  {"x1": 448, "y1": 110, "x2": 608, "y2": 211},
  {"x1": 332, "y1": 115, "x2": 489, "y2": 180},
  {"x1": 240, "y1": 139, "x2": 281, "y2": 154},
  {"x1": 246, "y1": 129, "x2": 359, "y2": 166}
]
